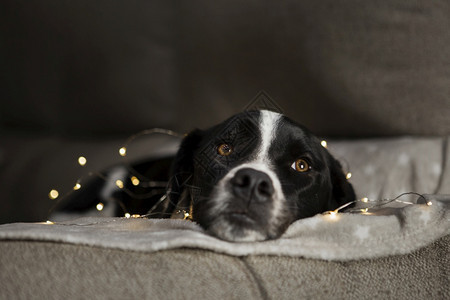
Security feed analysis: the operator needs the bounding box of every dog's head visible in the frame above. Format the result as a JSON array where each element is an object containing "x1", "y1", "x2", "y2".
[{"x1": 164, "y1": 110, "x2": 355, "y2": 242}]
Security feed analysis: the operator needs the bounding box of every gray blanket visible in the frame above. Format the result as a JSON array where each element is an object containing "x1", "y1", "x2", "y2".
[{"x1": 1, "y1": 195, "x2": 448, "y2": 261}]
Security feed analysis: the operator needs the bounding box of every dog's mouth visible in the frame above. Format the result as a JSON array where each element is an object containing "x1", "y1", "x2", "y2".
[
  {"x1": 203, "y1": 210, "x2": 269, "y2": 242},
  {"x1": 226, "y1": 211, "x2": 256, "y2": 225}
]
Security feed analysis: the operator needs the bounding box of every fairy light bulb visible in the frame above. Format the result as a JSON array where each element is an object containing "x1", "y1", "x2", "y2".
[
  {"x1": 45, "y1": 220, "x2": 54, "y2": 225},
  {"x1": 115, "y1": 180, "x2": 124, "y2": 189},
  {"x1": 321, "y1": 140, "x2": 328, "y2": 148},
  {"x1": 124, "y1": 213, "x2": 131, "y2": 218},
  {"x1": 327, "y1": 210, "x2": 338, "y2": 220},
  {"x1": 78, "y1": 156, "x2": 87, "y2": 166},
  {"x1": 131, "y1": 176, "x2": 140, "y2": 186},
  {"x1": 361, "y1": 197, "x2": 369, "y2": 203},
  {"x1": 346, "y1": 172, "x2": 352, "y2": 179},
  {"x1": 73, "y1": 182, "x2": 81, "y2": 190},
  {"x1": 96, "y1": 203, "x2": 104, "y2": 211},
  {"x1": 427, "y1": 201, "x2": 432, "y2": 206},
  {"x1": 49, "y1": 189, "x2": 59, "y2": 200},
  {"x1": 119, "y1": 147, "x2": 127, "y2": 157}
]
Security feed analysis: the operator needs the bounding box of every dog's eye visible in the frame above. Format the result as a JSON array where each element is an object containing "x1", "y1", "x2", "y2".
[
  {"x1": 291, "y1": 159, "x2": 311, "y2": 172},
  {"x1": 217, "y1": 143, "x2": 233, "y2": 156}
]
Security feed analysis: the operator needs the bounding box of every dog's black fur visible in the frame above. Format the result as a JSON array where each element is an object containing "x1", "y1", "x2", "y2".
[
  {"x1": 161, "y1": 110, "x2": 355, "y2": 241},
  {"x1": 54, "y1": 110, "x2": 355, "y2": 242}
]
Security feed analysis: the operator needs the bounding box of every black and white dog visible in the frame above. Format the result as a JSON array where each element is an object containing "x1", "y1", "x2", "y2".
[{"x1": 55, "y1": 110, "x2": 355, "y2": 242}]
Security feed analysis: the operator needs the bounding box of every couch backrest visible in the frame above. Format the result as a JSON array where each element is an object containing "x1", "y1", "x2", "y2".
[{"x1": 2, "y1": 0, "x2": 449, "y2": 137}]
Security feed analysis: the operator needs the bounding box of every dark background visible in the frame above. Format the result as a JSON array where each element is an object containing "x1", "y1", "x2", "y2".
[{"x1": 1, "y1": 1, "x2": 449, "y2": 224}]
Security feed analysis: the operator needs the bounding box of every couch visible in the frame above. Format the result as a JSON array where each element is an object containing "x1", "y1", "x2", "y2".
[{"x1": 1, "y1": 1, "x2": 449, "y2": 299}]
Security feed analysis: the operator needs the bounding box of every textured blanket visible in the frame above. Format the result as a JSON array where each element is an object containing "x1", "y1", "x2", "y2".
[{"x1": 1, "y1": 195, "x2": 448, "y2": 261}]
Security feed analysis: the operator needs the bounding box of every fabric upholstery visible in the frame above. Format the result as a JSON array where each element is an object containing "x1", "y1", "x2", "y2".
[
  {"x1": 1, "y1": 196, "x2": 448, "y2": 298},
  {"x1": 0, "y1": 243, "x2": 262, "y2": 299},
  {"x1": 2, "y1": 1, "x2": 450, "y2": 137},
  {"x1": 0, "y1": 236, "x2": 448, "y2": 299}
]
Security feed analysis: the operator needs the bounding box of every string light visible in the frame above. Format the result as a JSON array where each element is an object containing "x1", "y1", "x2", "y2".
[
  {"x1": 327, "y1": 210, "x2": 338, "y2": 219},
  {"x1": 73, "y1": 182, "x2": 81, "y2": 190},
  {"x1": 78, "y1": 156, "x2": 87, "y2": 166},
  {"x1": 119, "y1": 147, "x2": 127, "y2": 157},
  {"x1": 324, "y1": 192, "x2": 429, "y2": 218},
  {"x1": 118, "y1": 128, "x2": 182, "y2": 159},
  {"x1": 314, "y1": 141, "x2": 431, "y2": 218},
  {"x1": 115, "y1": 180, "x2": 124, "y2": 189},
  {"x1": 131, "y1": 176, "x2": 140, "y2": 186},
  {"x1": 45, "y1": 220, "x2": 54, "y2": 225},
  {"x1": 47, "y1": 129, "x2": 433, "y2": 226},
  {"x1": 49, "y1": 189, "x2": 59, "y2": 200},
  {"x1": 96, "y1": 203, "x2": 104, "y2": 211},
  {"x1": 45, "y1": 127, "x2": 184, "y2": 222},
  {"x1": 321, "y1": 140, "x2": 351, "y2": 182}
]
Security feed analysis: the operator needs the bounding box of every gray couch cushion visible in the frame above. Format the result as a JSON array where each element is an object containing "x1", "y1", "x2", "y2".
[
  {"x1": 0, "y1": 194, "x2": 448, "y2": 298},
  {"x1": 2, "y1": 238, "x2": 446, "y2": 299}
]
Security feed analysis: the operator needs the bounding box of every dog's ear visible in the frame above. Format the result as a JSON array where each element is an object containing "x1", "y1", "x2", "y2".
[
  {"x1": 327, "y1": 154, "x2": 356, "y2": 210},
  {"x1": 162, "y1": 129, "x2": 204, "y2": 216}
]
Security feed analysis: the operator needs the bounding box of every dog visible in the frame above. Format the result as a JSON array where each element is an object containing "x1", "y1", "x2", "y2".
[{"x1": 54, "y1": 110, "x2": 355, "y2": 242}]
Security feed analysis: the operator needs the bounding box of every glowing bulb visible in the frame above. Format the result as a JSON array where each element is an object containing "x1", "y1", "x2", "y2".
[
  {"x1": 115, "y1": 180, "x2": 124, "y2": 189},
  {"x1": 427, "y1": 201, "x2": 432, "y2": 206},
  {"x1": 119, "y1": 147, "x2": 127, "y2": 157},
  {"x1": 321, "y1": 140, "x2": 328, "y2": 148},
  {"x1": 361, "y1": 208, "x2": 368, "y2": 213},
  {"x1": 328, "y1": 210, "x2": 338, "y2": 219},
  {"x1": 96, "y1": 203, "x2": 104, "y2": 211},
  {"x1": 45, "y1": 220, "x2": 54, "y2": 225},
  {"x1": 131, "y1": 214, "x2": 141, "y2": 218},
  {"x1": 131, "y1": 176, "x2": 140, "y2": 186},
  {"x1": 49, "y1": 189, "x2": 59, "y2": 200},
  {"x1": 184, "y1": 212, "x2": 190, "y2": 220},
  {"x1": 361, "y1": 197, "x2": 369, "y2": 203},
  {"x1": 346, "y1": 172, "x2": 352, "y2": 180},
  {"x1": 73, "y1": 183, "x2": 81, "y2": 190},
  {"x1": 78, "y1": 156, "x2": 87, "y2": 166},
  {"x1": 124, "y1": 213, "x2": 131, "y2": 218}
]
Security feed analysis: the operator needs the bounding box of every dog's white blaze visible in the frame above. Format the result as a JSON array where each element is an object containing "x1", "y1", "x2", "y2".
[
  {"x1": 209, "y1": 110, "x2": 287, "y2": 241},
  {"x1": 257, "y1": 110, "x2": 281, "y2": 162},
  {"x1": 256, "y1": 111, "x2": 285, "y2": 234}
]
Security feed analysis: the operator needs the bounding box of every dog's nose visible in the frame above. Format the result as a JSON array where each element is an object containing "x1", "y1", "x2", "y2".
[{"x1": 231, "y1": 168, "x2": 274, "y2": 202}]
